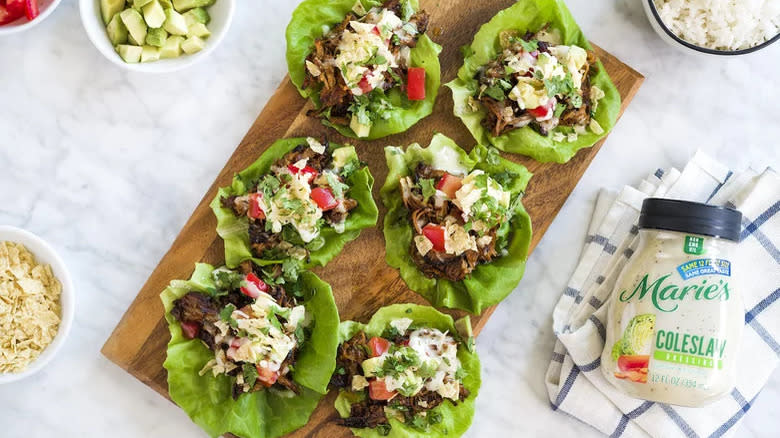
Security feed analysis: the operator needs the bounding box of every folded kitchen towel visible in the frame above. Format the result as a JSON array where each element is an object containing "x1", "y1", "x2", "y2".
[{"x1": 545, "y1": 150, "x2": 779, "y2": 438}]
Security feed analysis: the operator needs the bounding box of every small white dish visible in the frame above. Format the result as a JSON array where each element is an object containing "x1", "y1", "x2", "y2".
[
  {"x1": 0, "y1": 226, "x2": 75, "y2": 384},
  {"x1": 643, "y1": 0, "x2": 780, "y2": 56},
  {"x1": 0, "y1": 0, "x2": 63, "y2": 36},
  {"x1": 79, "y1": 0, "x2": 235, "y2": 73}
]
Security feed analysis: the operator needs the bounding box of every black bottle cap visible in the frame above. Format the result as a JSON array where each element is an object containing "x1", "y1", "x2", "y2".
[{"x1": 638, "y1": 198, "x2": 742, "y2": 242}]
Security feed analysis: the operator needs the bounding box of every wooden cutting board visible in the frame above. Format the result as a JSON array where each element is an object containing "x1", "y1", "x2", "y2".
[{"x1": 102, "y1": 0, "x2": 643, "y2": 436}]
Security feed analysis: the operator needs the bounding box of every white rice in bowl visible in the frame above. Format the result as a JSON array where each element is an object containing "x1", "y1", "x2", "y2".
[
  {"x1": 0, "y1": 241, "x2": 62, "y2": 374},
  {"x1": 655, "y1": 0, "x2": 780, "y2": 51}
]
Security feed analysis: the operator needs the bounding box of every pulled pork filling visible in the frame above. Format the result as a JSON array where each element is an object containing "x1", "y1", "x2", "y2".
[
  {"x1": 399, "y1": 163, "x2": 516, "y2": 281},
  {"x1": 171, "y1": 261, "x2": 308, "y2": 400},
  {"x1": 473, "y1": 25, "x2": 606, "y2": 140},
  {"x1": 331, "y1": 319, "x2": 469, "y2": 433},
  {"x1": 221, "y1": 138, "x2": 360, "y2": 262},
  {"x1": 302, "y1": 0, "x2": 429, "y2": 132}
]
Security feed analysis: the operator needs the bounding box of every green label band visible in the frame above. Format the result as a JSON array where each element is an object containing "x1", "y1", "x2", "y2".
[{"x1": 653, "y1": 350, "x2": 723, "y2": 369}]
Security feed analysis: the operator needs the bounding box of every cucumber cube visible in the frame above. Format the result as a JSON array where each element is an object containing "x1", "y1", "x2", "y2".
[
  {"x1": 106, "y1": 13, "x2": 128, "y2": 45},
  {"x1": 141, "y1": 45, "x2": 161, "y2": 62},
  {"x1": 120, "y1": 8, "x2": 147, "y2": 46},
  {"x1": 146, "y1": 27, "x2": 168, "y2": 47},
  {"x1": 117, "y1": 44, "x2": 143, "y2": 63},
  {"x1": 142, "y1": 0, "x2": 166, "y2": 28},
  {"x1": 181, "y1": 36, "x2": 205, "y2": 54},
  {"x1": 163, "y1": 9, "x2": 188, "y2": 35},
  {"x1": 187, "y1": 22, "x2": 210, "y2": 38},
  {"x1": 132, "y1": 0, "x2": 153, "y2": 7},
  {"x1": 172, "y1": 0, "x2": 215, "y2": 12},
  {"x1": 160, "y1": 35, "x2": 184, "y2": 58},
  {"x1": 183, "y1": 7, "x2": 209, "y2": 26},
  {"x1": 100, "y1": 0, "x2": 125, "y2": 24}
]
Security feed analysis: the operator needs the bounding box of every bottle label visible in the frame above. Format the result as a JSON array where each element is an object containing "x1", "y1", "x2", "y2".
[{"x1": 683, "y1": 235, "x2": 705, "y2": 255}]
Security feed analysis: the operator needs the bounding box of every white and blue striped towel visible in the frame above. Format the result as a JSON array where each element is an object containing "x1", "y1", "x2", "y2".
[{"x1": 545, "y1": 151, "x2": 779, "y2": 438}]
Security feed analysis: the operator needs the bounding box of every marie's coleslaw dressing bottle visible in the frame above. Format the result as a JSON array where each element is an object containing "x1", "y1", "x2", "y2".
[{"x1": 602, "y1": 198, "x2": 743, "y2": 407}]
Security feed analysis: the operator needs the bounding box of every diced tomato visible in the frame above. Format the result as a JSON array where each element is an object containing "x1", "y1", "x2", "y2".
[
  {"x1": 180, "y1": 321, "x2": 200, "y2": 339},
  {"x1": 240, "y1": 272, "x2": 269, "y2": 299},
  {"x1": 248, "y1": 192, "x2": 265, "y2": 220},
  {"x1": 368, "y1": 337, "x2": 391, "y2": 357},
  {"x1": 406, "y1": 67, "x2": 426, "y2": 101},
  {"x1": 422, "y1": 224, "x2": 446, "y2": 252},
  {"x1": 358, "y1": 74, "x2": 373, "y2": 94},
  {"x1": 245, "y1": 272, "x2": 269, "y2": 292},
  {"x1": 310, "y1": 187, "x2": 338, "y2": 211},
  {"x1": 368, "y1": 379, "x2": 396, "y2": 401},
  {"x1": 528, "y1": 99, "x2": 554, "y2": 119},
  {"x1": 24, "y1": 0, "x2": 37, "y2": 20},
  {"x1": 256, "y1": 365, "x2": 280, "y2": 387},
  {"x1": 287, "y1": 164, "x2": 318, "y2": 183},
  {"x1": 617, "y1": 355, "x2": 650, "y2": 372},
  {"x1": 371, "y1": 25, "x2": 380, "y2": 36},
  {"x1": 399, "y1": 339, "x2": 410, "y2": 346},
  {"x1": 436, "y1": 173, "x2": 463, "y2": 199},
  {"x1": 0, "y1": 1, "x2": 24, "y2": 25}
]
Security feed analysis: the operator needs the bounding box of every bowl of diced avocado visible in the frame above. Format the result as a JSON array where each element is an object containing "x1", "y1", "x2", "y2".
[{"x1": 80, "y1": 0, "x2": 234, "y2": 72}]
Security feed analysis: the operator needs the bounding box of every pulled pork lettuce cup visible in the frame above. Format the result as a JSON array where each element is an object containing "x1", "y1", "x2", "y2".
[
  {"x1": 381, "y1": 134, "x2": 532, "y2": 314},
  {"x1": 332, "y1": 303, "x2": 480, "y2": 437},
  {"x1": 286, "y1": 0, "x2": 442, "y2": 140},
  {"x1": 446, "y1": 0, "x2": 621, "y2": 163},
  {"x1": 161, "y1": 262, "x2": 340, "y2": 438},
  {"x1": 211, "y1": 137, "x2": 378, "y2": 278}
]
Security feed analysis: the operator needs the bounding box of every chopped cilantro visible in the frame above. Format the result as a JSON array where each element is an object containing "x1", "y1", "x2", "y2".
[
  {"x1": 482, "y1": 85, "x2": 506, "y2": 101},
  {"x1": 220, "y1": 304, "x2": 238, "y2": 328},
  {"x1": 376, "y1": 424, "x2": 392, "y2": 436},
  {"x1": 243, "y1": 363, "x2": 258, "y2": 388},
  {"x1": 419, "y1": 178, "x2": 436, "y2": 202},
  {"x1": 282, "y1": 259, "x2": 301, "y2": 282},
  {"x1": 554, "y1": 102, "x2": 567, "y2": 118},
  {"x1": 518, "y1": 38, "x2": 539, "y2": 53},
  {"x1": 212, "y1": 269, "x2": 243, "y2": 292},
  {"x1": 544, "y1": 74, "x2": 575, "y2": 97},
  {"x1": 570, "y1": 93, "x2": 583, "y2": 109},
  {"x1": 336, "y1": 366, "x2": 346, "y2": 375}
]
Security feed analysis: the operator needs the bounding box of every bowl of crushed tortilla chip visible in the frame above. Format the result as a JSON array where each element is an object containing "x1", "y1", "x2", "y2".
[{"x1": 0, "y1": 226, "x2": 74, "y2": 383}]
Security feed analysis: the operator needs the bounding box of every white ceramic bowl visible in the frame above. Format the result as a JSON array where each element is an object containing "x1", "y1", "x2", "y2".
[
  {"x1": 643, "y1": 0, "x2": 780, "y2": 56},
  {"x1": 79, "y1": 0, "x2": 235, "y2": 73},
  {"x1": 0, "y1": 226, "x2": 75, "y2": 384},
  {"x1": 0, "y1": 0, "x2": 63, "y2": 36}
]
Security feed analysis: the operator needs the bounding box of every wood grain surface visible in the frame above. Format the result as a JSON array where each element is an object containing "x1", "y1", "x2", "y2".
[{"x1": 101, "y1": 0, "x2": 644, "y2": 436}]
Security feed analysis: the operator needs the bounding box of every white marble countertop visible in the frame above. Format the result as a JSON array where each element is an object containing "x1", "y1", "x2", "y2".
[{"x1": 0, "y1": 0, "x2": 778, "y2": 437}]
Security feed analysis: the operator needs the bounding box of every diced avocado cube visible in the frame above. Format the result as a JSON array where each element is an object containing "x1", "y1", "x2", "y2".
[
  {"x1": 142, "y1": 0, "x2": 166, "y2": 28},
  {"x1": 117, "y1": 44, "x2": 143, "y2": 63},
  {"x1": 172, "y1": 0, "x2": 215, "y2": 12},
  {"x1": 141, "y1": 45, "x2": 161, "y2": 62},
  {"x1": 160, "y1": 34, "x2": 184, "y2": 58},
  {"x1": 183, "y1": 7, "x2": 209, "y2": 25},
  {"x1": 100, "y1": 0, "x2": 125, "y2": 24},
  {"x1": 132, "y1": 0, "x2": 153, "y2": 7},
  {"x1": 187, "y1": 22, "x2": 210, "y2": 38},
  {"x1": 181, "y1": 35, "x2": 205, "y2": 54},
  {"x1": 349, "y1": 115, "x2": 372, "y2": 138},
  {"x1": 145, "y1": 27, "x2": 168, "y2": 47},
  {"x1": 332, "y1": 146, "x2": 357, "y2": 168},
  {"x1": 106, "y1": 13, "x2": 128, "y2": 45},
  {"x1": 163, "y1": 9, "x2": 188, "y2": 35},
  {"x1": 361, "y1": 357, "x2": 383, "y2": 377},
  {"x1": 120, "y1": 8, "x2": 148, "y2": 47}
]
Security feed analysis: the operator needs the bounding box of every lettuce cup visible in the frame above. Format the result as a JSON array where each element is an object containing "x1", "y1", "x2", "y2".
[
  {"x1": 211, "y1": 137, "x2": 378, "y2": 278},
  {"x1": 446, "y1": 0, "x2": 621, "y2": 163},
  {"x1": 161, "y1": 262, "x2": 340, "y2": 438},
  {"x1": 381, "y1": 134, "x2": 533, "y2": 314},
  {"x1": 332, "y1": 304, "x2": 481, "y2": 437},
  {"x1": 286, "y1": 0, "x2": 441, "y2": 140}
]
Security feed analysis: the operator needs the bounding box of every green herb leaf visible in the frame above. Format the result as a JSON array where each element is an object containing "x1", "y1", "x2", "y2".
[
  {"x1": 482, "y1": 85, "x2": 506, "y2": 101},
  {"x1": 220, "y1": 304, "x2": 238, "y2": 328},
  {"x1": 419, "y1": 178, "x2": 436, "y2": 202},
  {"x1": 243, "y1": 363, "x2": 258, "y2": 388},
  {"x1": 519, "y1": 38, "x2": 538, "y2": 53}
]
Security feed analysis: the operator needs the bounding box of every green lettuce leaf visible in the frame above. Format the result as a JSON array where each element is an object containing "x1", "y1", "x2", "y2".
[
  {"x1": 210, "y1": 138, "x2": 378, "y2": 269},
  {"x1": 445, "y1": 0, "x2": 621, "y2": 163},
  {"x1": 285, "y1": 0, "x2": 442, "y2": 140},
  {"x1": 334, "y1": 304, "x2": 481, "y2": 438},
  {"x1": 380, "y1": 134, "x2": 533, "y2": 314},
  {"x1": 161, "y1": 264, "x2": 340, "y2": 438}
]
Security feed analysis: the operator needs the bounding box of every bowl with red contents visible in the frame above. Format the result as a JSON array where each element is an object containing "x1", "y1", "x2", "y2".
[{"x1": 0, "y1": 0, "x2": 62, "y2": 35}]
